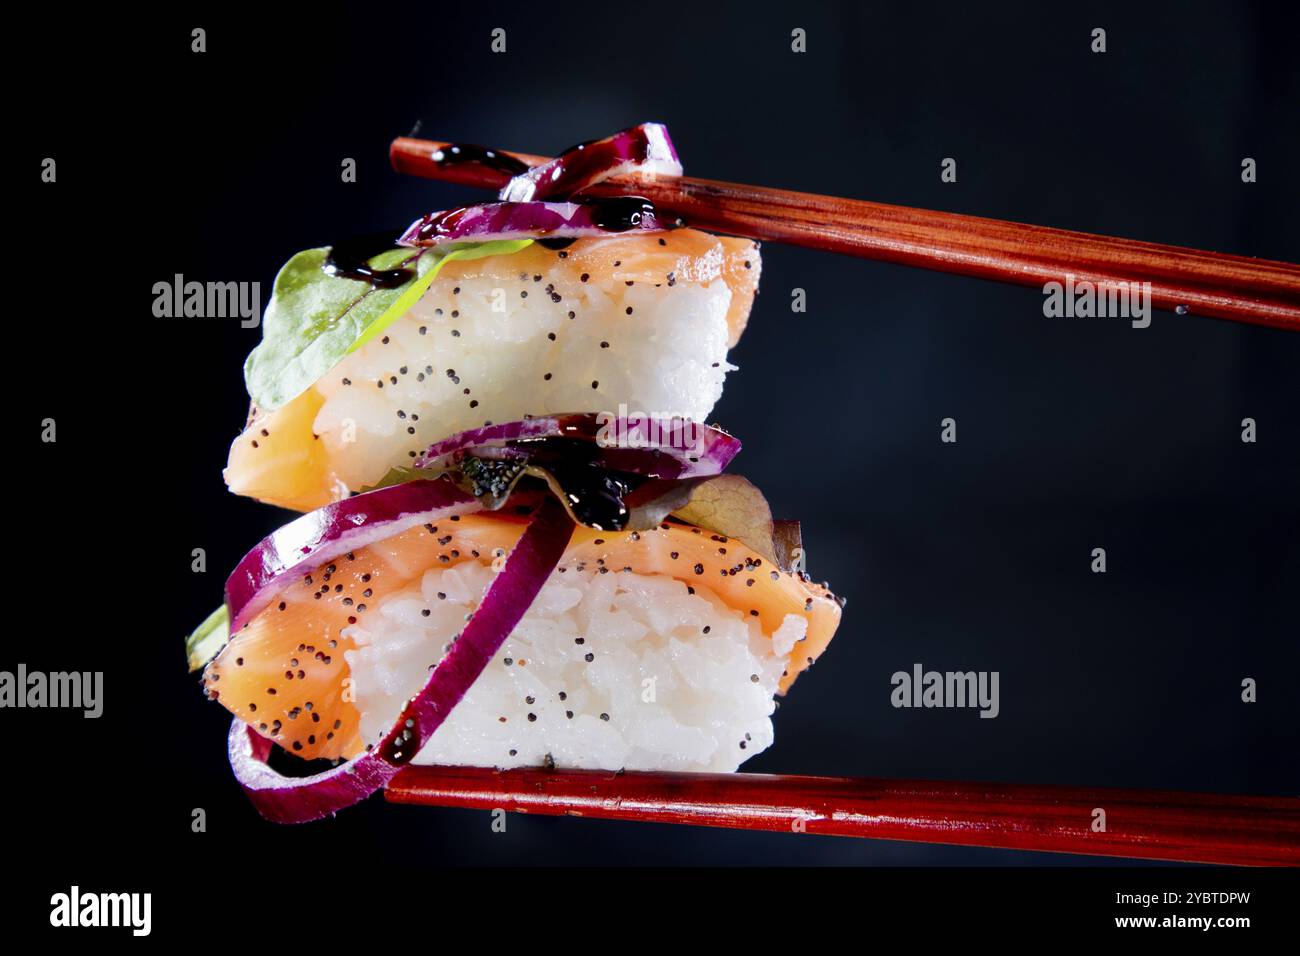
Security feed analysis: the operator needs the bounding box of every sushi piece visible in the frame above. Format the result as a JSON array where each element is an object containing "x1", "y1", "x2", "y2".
[
  {"x1": 226, "y1": 229, "x2": 759, "y2": 511},
  {"x1": 227, "y1": 121, "x2": 761, "y2": 516},
  {"x1": 193, "y1": 415, "x2": 842, "y2": 821},
  {"x1": 202, "y1": 482, "x2": 839, "y2": 774}
]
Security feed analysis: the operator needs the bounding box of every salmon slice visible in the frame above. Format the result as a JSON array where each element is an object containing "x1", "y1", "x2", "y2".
[{"x1": 203, "y1": 511, "x2": 839, "y2": 763}]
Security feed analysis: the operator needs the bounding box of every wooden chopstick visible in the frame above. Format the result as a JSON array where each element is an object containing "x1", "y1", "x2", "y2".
[
  {"x1": 385, "y1": 765, "x2": 1300, "y2": 865},
  {"x1": 390, "y1": 136, "x2": 1300, "y2": 332}
]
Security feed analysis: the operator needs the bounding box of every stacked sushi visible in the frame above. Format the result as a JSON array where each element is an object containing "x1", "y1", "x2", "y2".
[{"x1": 189, "y1": 124, "x2": 844, "y2": 823}]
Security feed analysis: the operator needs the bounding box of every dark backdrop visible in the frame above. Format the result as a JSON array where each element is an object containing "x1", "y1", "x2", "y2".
[{"x1": 10, "y1": 0, "x2": 1298, "y2": 902}]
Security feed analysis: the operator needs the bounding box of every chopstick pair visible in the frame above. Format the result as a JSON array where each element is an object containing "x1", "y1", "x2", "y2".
[{"x1": 383, "y1": 134, "x2": 1300, "y2": 864}]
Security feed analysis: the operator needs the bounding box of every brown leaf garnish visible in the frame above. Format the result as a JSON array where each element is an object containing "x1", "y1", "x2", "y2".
[
  {"x1": 771, "y1": 519, "x2": 805, "y2": 575},
  {"x1": 626, "y1": 474, "x2": 803, "y2": 574}
]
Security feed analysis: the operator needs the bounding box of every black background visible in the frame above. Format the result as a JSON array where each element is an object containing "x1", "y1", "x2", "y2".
[{"x1": 9, "y1": 0, "x2": 1299, "y2": 935}]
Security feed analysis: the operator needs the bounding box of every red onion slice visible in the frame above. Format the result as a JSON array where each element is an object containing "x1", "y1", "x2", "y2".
[
  {"x1": 415, "y1": 413, "x2": 741, "y2": 480},
  {"x1": 226, "y1": 478, "x2": 477, "y2": 633},
  {"x1": 229, "y1": 495, "x2": 575, "y2": 823},
  {"x1": 499, "y1": 123, "x2": 682, "y2": 203},
  {"x1": 398, "y1": 198, "x2": 668, "y2": 248}
]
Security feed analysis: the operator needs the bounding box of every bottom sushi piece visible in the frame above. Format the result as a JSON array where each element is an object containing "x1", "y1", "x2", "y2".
[{"x1": 203, "y1": 511, "x2": 840, "y2": 772}]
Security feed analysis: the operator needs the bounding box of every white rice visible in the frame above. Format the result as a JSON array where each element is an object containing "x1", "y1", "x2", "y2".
[
  {"x1": 312, "y1": 267, "x2": 736, "y2": 493},
  {"x1": 344, "y1": 561, "x2": 808, "y2": 772}
]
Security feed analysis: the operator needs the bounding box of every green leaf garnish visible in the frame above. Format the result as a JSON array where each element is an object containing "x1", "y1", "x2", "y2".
[
  {"x1": 244, "y1": 239, "x2": 532, "y2": 411},
  {"x1": 186, "y1": 604, "x2": 229, "y2": 673}
]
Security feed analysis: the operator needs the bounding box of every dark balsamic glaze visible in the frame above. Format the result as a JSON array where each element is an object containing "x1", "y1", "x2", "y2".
[
  {"x1": 588, "y1": 196, "x2": 656, "y2": 232},
  {"x1": 501, "y1": 437, "x2": 637, "y2": 531},
  {"x1": 432, "y1": 143, "x2": 529, "y2": 176},
  {"x1": 543, "y1": 461, "x2": 633, "y2": 530},
  {"x1": 379, "y1": 714, "x2": 421, "y2": 764},
  {"x1": 323, "y1": 232, "x2": 415, "y2": 288},
  {"x1": 408, "y1": 206, "x2": 474, "y2": 244}
]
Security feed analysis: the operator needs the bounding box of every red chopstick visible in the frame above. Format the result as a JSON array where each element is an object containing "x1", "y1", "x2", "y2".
[
  {"x1": 390, "y1": 136, "x2": 1300, "y2": 332},
  {"x1": 385, "y1": 765, "x2": 1300, "y2": 865}
]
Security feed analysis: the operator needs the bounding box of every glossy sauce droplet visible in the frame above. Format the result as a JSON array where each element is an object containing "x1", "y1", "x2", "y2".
[
  {"x1": 432, "y1": 143, "x2": 529, "y2": 176},
  {"x1": 323, "y1": 232, "x2": 417, "y2": 288},
  {"x1": 379, "y1": 713, "x2": 421, "y2": 764},
  {"x1": 587, "y1": 195, "x2": 657, "y2": 232}
]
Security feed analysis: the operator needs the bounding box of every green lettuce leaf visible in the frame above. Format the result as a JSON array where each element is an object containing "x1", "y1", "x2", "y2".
[
  {"x1": 186, "y1": 604, "x2": 229, "y2": 673},
  {"x1": 244, "y1": 239, "x2": 532, "y2": 411}
]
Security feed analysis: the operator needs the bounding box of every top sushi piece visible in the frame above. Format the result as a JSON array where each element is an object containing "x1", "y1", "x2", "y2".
[{"x1": 226, "y1": 228, "x2": 761, "y2": 511}]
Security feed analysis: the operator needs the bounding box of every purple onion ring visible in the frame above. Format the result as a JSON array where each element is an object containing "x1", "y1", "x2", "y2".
[
  {"x1": 499, "y1": 123, "x2": 682, "y2": 203},
  {"x1": 415, "y1": 414, "x2": 741, "y2": 480},
  {"x1": 398, "y1": 198, "x2": 667, "y2": 248}
]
